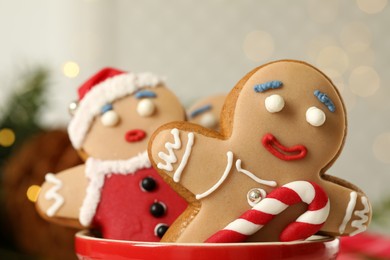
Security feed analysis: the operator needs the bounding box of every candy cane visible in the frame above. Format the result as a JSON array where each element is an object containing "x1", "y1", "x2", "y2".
[{"x1": 205, "y1": 180, "x2": 330, "y2": 243}]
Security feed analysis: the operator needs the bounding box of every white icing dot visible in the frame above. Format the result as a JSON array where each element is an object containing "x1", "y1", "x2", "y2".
[
  {"x1": 137, "y1": 99, "x2": 155, "y2": 117},
  {"x1": 265, "y1": 94, "x2": 285, "y2": 113},
  {"x1": 306, "y1": 106, "x2": 326, "y2": 127},
  {"x1": 101, "y1": 110, "x2": 120, "y2": 127},
  {"x1": 200, "y1": 113, "x2": 217, "y2": 128}
]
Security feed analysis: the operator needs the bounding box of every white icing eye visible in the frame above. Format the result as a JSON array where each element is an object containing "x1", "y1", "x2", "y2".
[
  {"x1": 200, "y1": 113, "x2": 217, "y2": 129},
  {"x1": 101, "y1": 110, "x2": 120, "y2": 127},
  {"x1": 137, "y1": 99, "x2": 155, "y2": 117},
  {"x1": 265, "y1": 94, "x2": 285, "y2": 113},
  {"x1": 306, "y1": 106, "x2": 326, "y2": 127}
]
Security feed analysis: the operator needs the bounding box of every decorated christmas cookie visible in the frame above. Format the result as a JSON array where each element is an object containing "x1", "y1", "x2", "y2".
[
  {"x1": 187, "y1": 94, "x2": 226, "y2": 130},
  {"x1": 148, "y1": 60, "x2": 372, "y2": 243},
  {"x1": 36, "y1": 68, "x2": 188, "y2": 241}
]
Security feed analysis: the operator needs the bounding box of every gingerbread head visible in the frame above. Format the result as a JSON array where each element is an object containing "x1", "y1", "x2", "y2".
[
  {"x1": 187, "y1": 94, "x2": 226, "y2": 130},
  {"x1": 36, "y1": 68, "x2": 187, "y2": 241},
  {"x1": 149, "y1": 60, "x2": 371, "y2": 243}
]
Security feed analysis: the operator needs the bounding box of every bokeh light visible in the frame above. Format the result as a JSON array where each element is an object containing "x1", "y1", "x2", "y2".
[
  {"x1": 306, "y1": 35, "x2": 337, "y2": 61},
  {"x1": 243, "y1": 30, "x2": 275, "y2": 62},
  {"x1": 373, "y1": 132, "x2": 390, "y2": 163},
  {"x1": 316, "y1": 46, "x2": 349, "y2": 74},
  {"x1": 63, "y1": 61, "x2": 80, "y2": 78},
  {"x1": 357, "y1": 0, "x2": 388, "y2": 14},
  {"x1": 26, "y1": 185, "x2": 41, "y2": 202},
  {"x1": 340, "y1": 22, "x2": 372, "y2": 52},
  {"x1": 0, "y1": 128, "x2": 16, "y2": 147},
  {"x1": 349, "y1": 66, "x2": 380, "y2": 97},
  {"x1": 307, "y1": 0, "x2": 339, "y2": 23}
]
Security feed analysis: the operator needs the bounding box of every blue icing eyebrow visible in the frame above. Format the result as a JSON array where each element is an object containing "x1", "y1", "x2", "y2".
[
  {"x1": 101, "y1": 104, "x2": 113, "y2": 114},
  {"x1": 314, "y1": 90, "x2": 336, "y2": 112},
  {"x1": 135, "y1": 90, "x2": 157, "y2": 99},
  {"x1": 254, "y1": 80, "x2": 283, "y2": 93},
  {"x1": 189, "y1": 104, "x2": 212, "y2": 118}
]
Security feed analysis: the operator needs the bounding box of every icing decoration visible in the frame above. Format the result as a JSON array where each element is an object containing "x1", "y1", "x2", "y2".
[
  {"x1": 137, "y1": 99, "x2": 156, "y2": 117},
  {"x1": 44, "y1": 173, "x2": 65, "y2": 217},
  {"x1": 306, "y1": 106, "x2": 326, "y2": 127},
  {"x1": 140, "y1": 177, "x2": 157, "y2": 192},
  {"x1": 339, "y1": 191, "x2": 357, "y2": 235},
  {"x1": 101, "y1": 104, "x2": 113, "y2": 114},
  {"x1": 154, "y1": 223, "x2": 169, "y2": 238},
  {"x1": 135, "y1": 90, "x2": 157, "y2": 99},
  {"x1": 254, "y1": 80, "x2": 283, "y2": 93},
  {"x1": 235, "y1": 159, "x2": 277, "y2": 187},
  {"x1": 189, "y1": 104, "x2": 212, "y2": 118},
  {"x1": 205, "y1": 181, "x2": 330, "y2": 243},
  {"x1": 150, "y1": 201, "x2": 167, "y2": 217},
  {"x1": 314, "y1": 90, "x2": 335, "y2": 112},
  {"x1": 68, "y1": 100, "x2": 78, "y2": 116},
  {"x1": 68, "y1": 72, "x2": 164, "y2": 149},
  {"x1": 125, "y1": 129, "x2": 146, "y2": 143},
  {"x1": 247, "y1": 188, "x2": 267, "y2": 207},
  {"x1": 262, "y1": 134, "x2": 307, "y2": 161},
  {"x1": 173, "y1": 132, "x2": 194, "y2": 183},
  {"x1": 79, "y1": 151, "x2": 151, "y2": 226},
  {"x1": 196, "y1": 151, "x2": 234, "y2": 200},
  {"x1": 101, "y1": 110, "x2": 120, "y2": 127},
  {"x1": 199, "y1": 113, "x2": 218, "y2": 129},
  {"x1": 350, "y1": 196, "x2": 370, "y2": 236},
  {"x1": 265, "y1": 94, "x2": 285, "y2": 113},
  {"x1": 157, "y1": 128, "x2": 181, "y2": 172}
]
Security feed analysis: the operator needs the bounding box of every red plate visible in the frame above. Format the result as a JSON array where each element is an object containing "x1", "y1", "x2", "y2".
[{"x1": 75, "y1": 231, "x2": 339, "y2": 260}]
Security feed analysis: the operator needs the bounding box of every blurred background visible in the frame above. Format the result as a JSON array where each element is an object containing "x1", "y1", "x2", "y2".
[{"x1": 0, "y1": 0, "x2": 389, "y2": 259}]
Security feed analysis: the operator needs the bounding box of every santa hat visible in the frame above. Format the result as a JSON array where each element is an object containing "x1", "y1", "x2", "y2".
[{"x1": 68, "y1": 67, "x2": 164, "y2": 149}]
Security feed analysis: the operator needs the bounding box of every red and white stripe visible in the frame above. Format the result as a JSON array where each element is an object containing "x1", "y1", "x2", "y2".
[{"x1": 205, "y1": 180, "x2": 330, "y2": 243}]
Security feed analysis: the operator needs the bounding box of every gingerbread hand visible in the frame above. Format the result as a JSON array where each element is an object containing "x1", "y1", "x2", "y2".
[
  {"x1": 36, "y1": 165, "x2": 87, "y2": 229},
  {"x1": 149, "y1": 60, "x2": 372, "y2": 243}
]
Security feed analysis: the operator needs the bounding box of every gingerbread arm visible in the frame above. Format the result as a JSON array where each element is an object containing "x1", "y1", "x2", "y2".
[
  {"x1": 149, "y1": 122, "x2": 229, "y2": 200},
  {"x1": 318, "y1": 175, "x2": 372, "y2": 237},
  {"x1": 36, "y1": 164, "x2": 87, "y2": 229}
]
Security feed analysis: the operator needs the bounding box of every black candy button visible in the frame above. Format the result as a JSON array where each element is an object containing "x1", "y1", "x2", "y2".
[
  {"x1": 150, "y1": 202, "x2": 166, "y2": 217},
  {"x1": 140, "y1": 177, "x2": 156, "y2": 192},
  {"x1": 154, "y1": 223, "x2": 169, "y2": 238}
]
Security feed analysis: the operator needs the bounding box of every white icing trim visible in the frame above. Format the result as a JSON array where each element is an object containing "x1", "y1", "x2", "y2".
[
  {"x1": 254, "y1": 198, "x2": 288, "y2": 214},
  {"x1": 173, "y1": 132, "x2": 195, "y2": 183},
  {"x1": 79, "y1": 151, "x2": 151, "y2": 226},
  {"x1": 196, "y1": 151, "x2": 234, "y2": 200},
  {"x1": 339, "y1": 191, "x2": 357, "y2": 235},
  {"x1": 350, "y1": 196, "x2": 370, "y2": 236},
  {"x1": 283, "y1": 181, "x2": 315, "y2": 204},
  {"x1": 44, "y1": 173, "x2": 64, "y2": 217},
  {"x1": 157, "y1": 128, "x2": 181, "y2": 171},
  {"x1": 235, "y1": 159, "x2": 277, "y2": 187},
  {"x1": 296, "y1": 200, "x2": 330, "y2": 224},
  {"x1": 225, "y1": 218, "x2": 262, "y2": 236},
  {"x1": 68, "y1": 72, "x2": 164, "y2": 149}
]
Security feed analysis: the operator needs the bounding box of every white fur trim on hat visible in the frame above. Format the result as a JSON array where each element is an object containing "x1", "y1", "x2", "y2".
[{"x1": 68, "y1": 72, "x2": 164, "y2": 149}]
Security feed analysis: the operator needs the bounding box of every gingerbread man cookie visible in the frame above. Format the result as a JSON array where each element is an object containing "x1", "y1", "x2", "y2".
[
  {"x1": 188, "y1": 94, "x2": 226, "y2": 130},
  {"x1": 36, "y1": 68, "x2": 187, "y2": 241},
  {"x1": 149, "y1": 60, "x2": 371, "y2": 243}
]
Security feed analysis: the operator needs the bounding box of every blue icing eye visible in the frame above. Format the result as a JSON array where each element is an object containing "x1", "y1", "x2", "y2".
[
  {"x1": 254, "y1": 81, "x2": 283, "y2": 93},
  {"x1": 189, "y1": 104, "x2": 212, "y2": 118},
  {"x1": 314, "y1": 90, "x2": 335, "y2": 112},
  {"x1": 135, "y1": 90, "x2": 157, "y2": 99},
  {"x1": 101, "y1": 104, "x2": 113, "y2": 114}
]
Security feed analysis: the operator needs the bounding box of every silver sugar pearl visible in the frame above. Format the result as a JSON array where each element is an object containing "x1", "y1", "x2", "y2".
[
  {"x1": 68, "y1": 100, "x2": 78, "y2": 116},
  {"x1": 248, "y1": 189, "x2": 263, "y2": 204}
]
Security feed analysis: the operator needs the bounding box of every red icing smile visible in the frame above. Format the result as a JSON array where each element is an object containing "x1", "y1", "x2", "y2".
[
  {"x1": 262, "y1": 133, "x2": 307, "y2": 161},
  {"x1": 125, "y1": 129, "x2": 147, "y2": 143}
]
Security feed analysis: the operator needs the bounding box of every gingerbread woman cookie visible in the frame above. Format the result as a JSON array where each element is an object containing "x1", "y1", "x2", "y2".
[
  {"x1": 36, "y1": 68, "x2": 187, "y2": 241},
  {"x1": 148, "y1": 60, "x2": 371, "y2": 243},
  {"x1": 187, "y1": 94, "x2": 226, "y2": 130}
]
